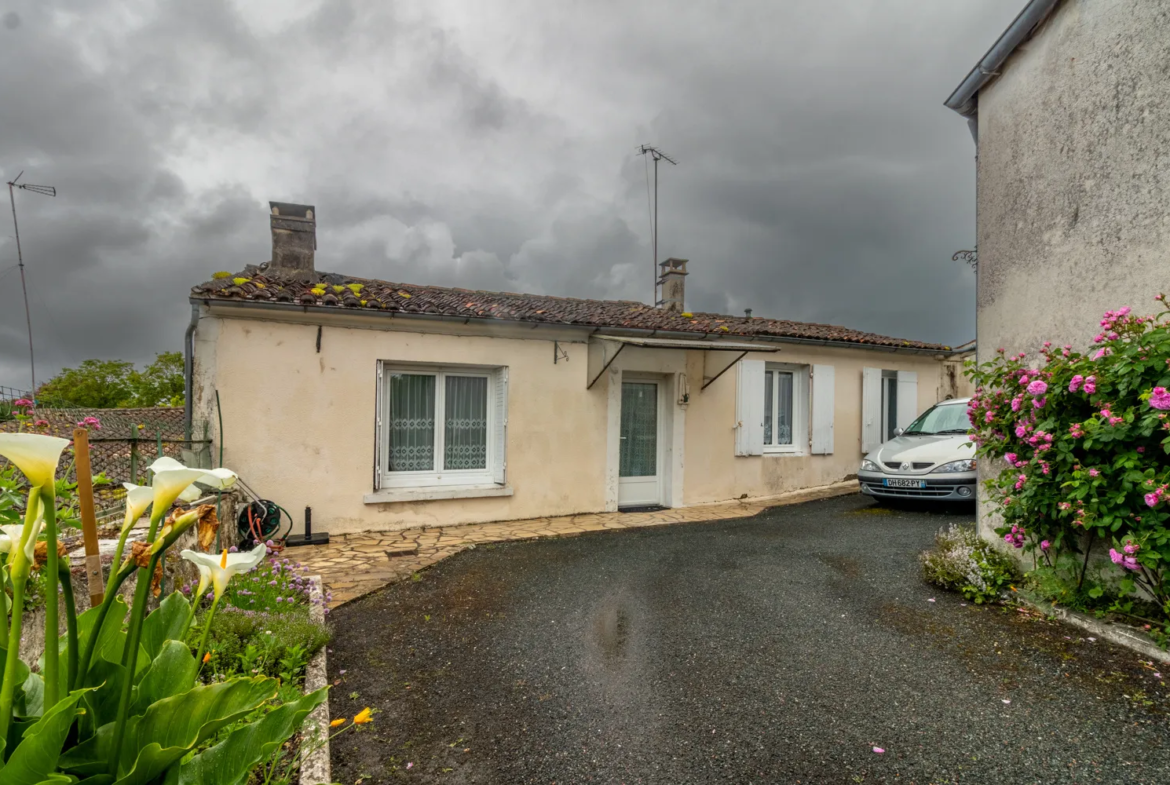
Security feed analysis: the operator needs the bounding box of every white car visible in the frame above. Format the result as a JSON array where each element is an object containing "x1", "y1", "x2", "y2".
[{"x1": 858, "y1": 397, "x2": 976, "y2": 502}]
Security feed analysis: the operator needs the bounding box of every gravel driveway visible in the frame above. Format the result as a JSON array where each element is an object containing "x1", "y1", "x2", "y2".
[{"x1": 328, "y1": 494, "x2": 1169, "y2": 784}]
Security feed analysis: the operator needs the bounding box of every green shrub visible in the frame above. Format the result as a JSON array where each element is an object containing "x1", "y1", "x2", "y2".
[
  {"x1": 191, "y1": 605, "x2": 330, "y2": 685},
  {"x1": 920, "y1": 523, "x2": 1021, "y2": 604},
  {"x1": 966, "y1": 296, "x2": 1170, "y2": 637}
]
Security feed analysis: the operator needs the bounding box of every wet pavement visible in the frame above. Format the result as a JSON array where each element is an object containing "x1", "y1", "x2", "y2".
[{"x1": 329, "y1": 494, "x2": 1169, "y2": 784}]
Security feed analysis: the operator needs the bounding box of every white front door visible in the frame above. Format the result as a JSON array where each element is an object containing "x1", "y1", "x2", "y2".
[{"x1": 618, "y1": 380, "x2": 661, "y2": 507}]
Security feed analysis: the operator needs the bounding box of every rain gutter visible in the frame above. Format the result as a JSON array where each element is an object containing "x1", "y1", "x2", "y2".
[
  {"x1": 183, "y1": 302, "x2": 198, "y2": 441},
  {"x1": 944, "y1": 0, "x2": 1061, "y2": 142}
]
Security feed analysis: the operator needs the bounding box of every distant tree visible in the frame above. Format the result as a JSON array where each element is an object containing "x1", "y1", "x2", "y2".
[
  {"x1": 36, "y1": 359, "x2": 136, "y2": 408},
  {"x1": 128, "y1": 351, "x2": 185, "y2": 407},
  {"x1": 35, "y1": 352, "x2": 185, "y2": 409}
]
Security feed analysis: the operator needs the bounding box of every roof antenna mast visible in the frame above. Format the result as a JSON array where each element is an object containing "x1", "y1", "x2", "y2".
[
  {"x1": 637, "y1": 145, "x2": 678, "y2": 306},
  {"x1": 6, "y1": 171, "x2": 57, "y2": 395}
]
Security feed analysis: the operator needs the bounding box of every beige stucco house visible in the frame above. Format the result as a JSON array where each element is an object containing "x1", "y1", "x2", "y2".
[
  {"x1": 945, "y1": 0, "x2": 1169, "y2": 532},
  {"x1": 186, "y1": 203, "x2": 968, "y2": 537}
]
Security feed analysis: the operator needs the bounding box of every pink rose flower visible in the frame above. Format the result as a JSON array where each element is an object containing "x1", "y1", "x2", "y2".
[
  {"x1": 1040, "y1": 540, "x2": 1050, "y2": 551},
  {"x1": 1148, "y1": 387, "x2": 1170, "y2": 410},
  {"x1": 1109, "y1": 548, "x2": 1124, "y2": 565},
  {"x1": 1088, "y1": 469, "x2": 1100, "y2": 477},
  {"x1": 1069, "y1": 375, "x2": 1083, "y2": 392},
  {"x1": 1083, "y1": 377, "x2": 1097, "y2": 394},
  {"x1": 1026, "y1": 380, "x2": 1048, "y2": 396}
]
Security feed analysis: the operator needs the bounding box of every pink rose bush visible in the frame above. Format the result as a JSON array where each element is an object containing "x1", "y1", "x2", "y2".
[{"x1": 965, "y1": 295, "x2": 1170, "y2": 622}]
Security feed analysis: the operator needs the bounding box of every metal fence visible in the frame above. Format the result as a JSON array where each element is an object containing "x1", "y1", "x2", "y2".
[{"x1": 0, "y1": 407, "x2": 214, "y2": 520}]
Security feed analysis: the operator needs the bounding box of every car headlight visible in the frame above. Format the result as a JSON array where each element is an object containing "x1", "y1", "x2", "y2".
[
  {"x1": 934, "y1": 459, "x2": 976, "y2": 473},
  {"x1": 860, "y1": 459, "x2": 881, "y2": 472}
]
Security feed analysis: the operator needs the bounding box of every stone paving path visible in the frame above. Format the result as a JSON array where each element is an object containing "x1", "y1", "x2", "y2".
[{"x1": 299, "y1": 481, "x2": 858, "y2": 607}]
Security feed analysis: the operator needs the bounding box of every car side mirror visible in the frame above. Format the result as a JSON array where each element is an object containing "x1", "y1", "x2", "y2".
[{"x1": 893, "y1": 427, "x2": 903, "y2": 437}]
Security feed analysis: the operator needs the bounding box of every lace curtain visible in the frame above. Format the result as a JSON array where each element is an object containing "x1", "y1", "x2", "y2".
[
  {"x1": 387, "y1": 373, "x2": 435, "y2": 471},
  {"x1": 764, "y1": 371, "x2": 794, "y2": 445},
  {"x1": 387, "y1": 372, "x2": 488, "y2": 472},
  {"x1": 444, "y1": 376, "x2": 487, "y2": 470}
]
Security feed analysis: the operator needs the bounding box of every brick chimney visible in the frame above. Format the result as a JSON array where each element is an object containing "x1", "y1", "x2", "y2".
[
  {"x1": 658, "y1": 257, "x2": 688, "y2": 312},
  {"x1": 268, "y1": 202, "x2": 316, "y2": 281}
]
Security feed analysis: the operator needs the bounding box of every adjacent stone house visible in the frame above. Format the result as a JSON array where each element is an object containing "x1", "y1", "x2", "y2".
[
  {"x1": 946, "y1": 0, "x2": 1170, "y2": 355},
  {"x1": 187, "y1": 203, "x2": 967, "y2": 536},
  {"x1": 945, "y1": 0, "x2": 1170, "y2": 533}
]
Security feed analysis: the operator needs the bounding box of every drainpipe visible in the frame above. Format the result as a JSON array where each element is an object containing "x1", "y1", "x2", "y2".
[{"x1": 183, "y1": 303, "x2": 199, "y2": 442}]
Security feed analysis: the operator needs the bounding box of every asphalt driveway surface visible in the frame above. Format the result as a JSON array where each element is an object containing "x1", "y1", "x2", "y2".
[{"x1": 328, "y1": 495, "x2": 1170, "y2": 784}]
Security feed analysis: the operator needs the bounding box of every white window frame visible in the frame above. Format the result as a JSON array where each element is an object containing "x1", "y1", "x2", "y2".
[
  {"x1": 377, "y1": 363, "x2": 502, "y2": 489},
  {"x1": 763, "y1": 363, "x2": 809, "y2": 456}
]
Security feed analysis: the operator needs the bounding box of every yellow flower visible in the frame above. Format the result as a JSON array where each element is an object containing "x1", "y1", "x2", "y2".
[
  {"x1": 353, "y1": 707, "x2": 373, "y2": 724},
  {"x1": 397, "y1": 291, "x2": 412, "y2": 299},
  {"x1": 310, "y1": 288, "x2": 326, "y2": 297},
  {"x1": 212, "y1": 271, "x2": 232, "y2": 279},
  {"x1": 232, "y1": 277, "x2": 250, "y2": 286},
  {"x1": 332, "y1": 285, "x2": 345, "y2": 294},
  {"x1": 347, "y1": 283, "x2": 363, "y2": 293},
  {"x1": 681, "y1": 312, "x2": 693, "y2": 318},
  {"x1": 330, "y1": 718, "x2": 347, "y2": 728},
  {"x1": 203, "y1": 651, "x2": 212, "y2": 664}
]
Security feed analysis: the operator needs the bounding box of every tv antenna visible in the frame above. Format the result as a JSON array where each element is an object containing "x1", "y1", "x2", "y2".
[
  {"x1": 6, "y1": 171, "x2": 57, "y2": 395},
  {"x1": 638, "y1": 145, "x2": 677, "y2": 305}
]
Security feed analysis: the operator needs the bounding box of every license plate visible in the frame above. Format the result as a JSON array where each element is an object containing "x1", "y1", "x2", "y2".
[{"x1": 884, "y1": 478, "x2": 927, "y2": 489}]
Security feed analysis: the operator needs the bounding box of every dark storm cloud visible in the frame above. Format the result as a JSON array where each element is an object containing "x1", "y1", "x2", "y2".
[{"x1": 0, "y1": 0, "x2": 1024, "y2": 389}]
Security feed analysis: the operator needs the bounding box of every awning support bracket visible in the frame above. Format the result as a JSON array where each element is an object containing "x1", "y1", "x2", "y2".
[
  {"x1": 701, "y1": 350, "x2": 747, "y2": 391},
  {"x1": 587, "y1": 343, "x2": 625, "y2": 390}
]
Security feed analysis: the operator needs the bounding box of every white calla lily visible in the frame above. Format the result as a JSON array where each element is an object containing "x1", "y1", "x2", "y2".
[
  {"x1": 122, "y1": 483, "x2": 154, "y2": 530},
  {"x1": 0, "y1": 525, "x2": 21, "y2": 554},
  {"x1": 3, "y1": 508, "x2": 44, "y2": 564},
  {"x1": 180, "y1": 543, "x2": 267, "y2": 600},
  {"x1": 148, "y1": 457, "x2": 238, "y2": 514},
  {"x1": 0, "y1": 433, "x2": 70, "y2": 488}
]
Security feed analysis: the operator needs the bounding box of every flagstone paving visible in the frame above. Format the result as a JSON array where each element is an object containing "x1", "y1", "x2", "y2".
[{"x1": 299, "y1": 481, "x2": 859, "y2": 607}]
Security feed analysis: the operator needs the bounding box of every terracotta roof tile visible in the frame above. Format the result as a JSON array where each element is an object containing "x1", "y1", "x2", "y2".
[{"x1": 190, "y1": 271, "x2": 951, "y2": 351}]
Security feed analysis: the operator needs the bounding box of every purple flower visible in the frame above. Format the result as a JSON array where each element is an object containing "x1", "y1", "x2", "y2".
[
  {"x1": 1069, "y1": 375, "x2": 1084, "y2": 392},
  {"x1": 1040, "y1": 540, "x2": 1050, "y2": 551},
  {"x1": 1122, "y1": 556, "x2": 1140, "y2": 571},
  {"x1": 1124, "y1": 541, "x2": 1139, "y2": 555},
  {"x1": 1109, "y1": 548, "x2": 1124, "y2": 565},
  {"x1": 1005, "y1": 453, "x2": 1018, "y2": 464},
  {"x1": 1083, "y1": 376, "x2": 1097, "y2": 394},
  {"x1": 1145, "y1": 492, "x2": 1161, "y2": 508}
]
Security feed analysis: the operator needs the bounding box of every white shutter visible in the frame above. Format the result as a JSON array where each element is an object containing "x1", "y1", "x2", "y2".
[
  {"x1": 896, "y1": 370, "x2": 918, "y2": 432},
  {"x1": 492, "y1": 367, "x2": 509, "y2": 485},
  {"x1": 734, "y1": 359, "x2": 765, "y2": 456},
  {"x1": 811, "y1": 365, "x2": 835, "y2": 455},
  {"x1": 374, "y1": 362, "x2": 383, "y2": 490},
  {"x1": 861, "y1": 367, "x2": 883, "y2": 453}
]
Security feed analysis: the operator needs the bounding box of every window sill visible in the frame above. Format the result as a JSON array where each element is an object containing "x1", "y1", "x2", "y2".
[
  {"x1": 363, "y1": 485, "x2": 514, "y2": 504},
  {"x1": 763, "y1": 449, "x2": 807, "y2": 458}
]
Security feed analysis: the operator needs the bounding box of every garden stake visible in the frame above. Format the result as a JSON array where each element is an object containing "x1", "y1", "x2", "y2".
[{"x1": 73, "y1": 428, "x2": 105, "y2": 607}]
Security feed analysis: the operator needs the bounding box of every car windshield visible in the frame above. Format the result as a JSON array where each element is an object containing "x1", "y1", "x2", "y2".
[{"x1": 902, "y1": 403, "x2": 971, "y2": 436}]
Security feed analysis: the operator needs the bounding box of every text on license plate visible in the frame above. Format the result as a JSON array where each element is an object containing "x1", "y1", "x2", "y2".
[{"x1": 884, "y1": 478, "x2": 927, "y2": 489}]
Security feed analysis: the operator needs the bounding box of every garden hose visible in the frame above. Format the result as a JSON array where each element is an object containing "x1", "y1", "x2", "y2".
[{"x1": 236, "y1": 500, "x2": 293, "y2": 549}]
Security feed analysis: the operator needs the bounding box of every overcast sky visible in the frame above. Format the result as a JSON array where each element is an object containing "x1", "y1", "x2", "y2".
[{"x1": 0, "y1": 0, "x2": 1022, "y2": 390}]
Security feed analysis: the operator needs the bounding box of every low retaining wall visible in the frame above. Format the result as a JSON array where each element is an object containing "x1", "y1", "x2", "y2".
[{"x1": 300, "y1": 575, "x2": 331, "y2": 785}]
